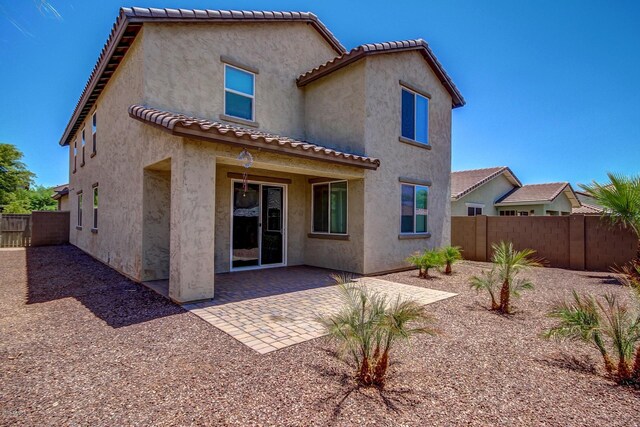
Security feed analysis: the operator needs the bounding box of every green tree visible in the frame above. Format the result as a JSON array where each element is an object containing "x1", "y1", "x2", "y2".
[
  {"x1": 0, "y1": 143, "x2": 35, "y2": 207},
  {"x1": 440, "y1": 246, "x2": 463, "y2": 275}
]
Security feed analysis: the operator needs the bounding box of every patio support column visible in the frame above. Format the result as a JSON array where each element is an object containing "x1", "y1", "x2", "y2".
[{"x1": 169, "y1": 143, "x2": 216, "y2": 303}]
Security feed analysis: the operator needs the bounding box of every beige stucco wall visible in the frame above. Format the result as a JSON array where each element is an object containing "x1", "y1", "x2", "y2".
[
  {"x1": 143, "y1": 22, "x2": 338, "y2": 139},
  {"x1": 57, "y1": 195, "x2": 70, "y2": 211},
  {"x1": 64, "y1": 20, "x2": 460, "y2": 298},
  {"x1": 303, "y1": 61, "x2": 367, "y2": 155},
  {"x1": 361, "y1": 52, "x2": 454, "y2": 273},
  {"x1": 451, "y1": 174, "x2": 517, "y2": 216}
]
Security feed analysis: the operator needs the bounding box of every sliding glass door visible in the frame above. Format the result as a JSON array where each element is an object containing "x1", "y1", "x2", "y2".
[{"x1": 231, "y1": 181, "x2": 285, "y2": 270}]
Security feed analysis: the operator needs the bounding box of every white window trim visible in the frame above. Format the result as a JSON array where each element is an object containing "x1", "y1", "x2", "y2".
[
  {"x1": 400, "y1": 183, "x2": 429, "y2": 235},
  {"x1": 311, "y1": 180, "x2": 348, "y2": 235},
  {"x1": 401, "y1": 86, "x2": 429, "y2": 145},
  {"x1": 223, "y1": 64, "x2": 255, "y2": 122}
]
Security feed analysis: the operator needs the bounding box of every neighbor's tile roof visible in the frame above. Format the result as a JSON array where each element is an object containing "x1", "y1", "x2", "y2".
[
  {"x1": 58, "y1": 7, "x2": 346, "y2": 147},
  {"x1": 496, "y1": 183, "x2": 572, "y2": 204},
  {"x1": 297, "y1": 39, "x2": 465, "y2": 108},
  {"x1": 572, "y1": 203, "x2": 603, "y2": 214},
  {"x1": 451, "y1": 167, "x2": 522, "y2": 200},
  {"x1": 128, "y1": 105, "x2": 380, "y2": 170}
]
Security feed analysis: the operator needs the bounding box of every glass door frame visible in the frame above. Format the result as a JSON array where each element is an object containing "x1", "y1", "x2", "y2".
[{"x1": 229, "y1": 178, "x2": 288, "y2": 271}]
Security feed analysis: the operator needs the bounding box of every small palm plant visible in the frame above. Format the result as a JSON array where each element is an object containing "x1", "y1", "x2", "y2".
[
  {"x1": 440, "y1": 246, "x2": 463, "y2": 275},
  {"x1": 406, "y1": 249, "x2": 445, "y2": 279},
  {"x1": 470, "y1": 241, "x2": 538, "y2": 314},
  {"x1": 319, "y1": 278, "x2": 436, "y2": 389},
  {"x1": 581, "y1": 173, "x2": 640, "y2": 285},
  {"x1": 545, "y1": 291, "x2": 640, "y2": 384}
]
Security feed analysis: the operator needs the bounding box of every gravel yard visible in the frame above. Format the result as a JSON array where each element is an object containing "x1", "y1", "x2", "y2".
[{"x1": 1, "y1": 245, "x2": 638, "y2": 426}]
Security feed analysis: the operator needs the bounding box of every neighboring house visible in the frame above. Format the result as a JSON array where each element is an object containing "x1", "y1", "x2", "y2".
[
  {"x1": 573, "y1": 190, "x2": 604, "y2": 214},
  {"x1": 494, "y1": 182, "x2": 580, "y2": 216},
  {"x1": 451, "y1": 167, "x2": 521, "y2": 216},
  {"x1": 451, "y1": 167, "x2": 580, "y2": 216},
  {"x1": 58, "y1": 7, "x2": 465, "y2": 303},
  {"x1": 52, "y1": 184, "x2": 69, "y2": 211}
]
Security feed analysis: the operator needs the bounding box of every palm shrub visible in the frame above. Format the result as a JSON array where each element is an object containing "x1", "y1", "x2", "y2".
[
  {"x1": 319, "y1": 278, "x2": 436, "y2": 389},
  {"x1": 545, "y1": 291, "x2": 640, "y2": 384},
  {"x1": 470, "y1": 241, "x2": 539, "y2": 314},
  {"x1": 406, "y1": 249, "x2": 445, "y2": 278},
  {"x1": 440, "y1": 246, "x2": 463, "y2": 275},
  {"x1": 581, "y1": 173, "x2": 640, "y2": 283}
]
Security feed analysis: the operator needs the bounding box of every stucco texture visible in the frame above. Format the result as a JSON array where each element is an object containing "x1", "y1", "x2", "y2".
[{"x1": 65, "y1": 20, "x2": 460, "y2": 300}]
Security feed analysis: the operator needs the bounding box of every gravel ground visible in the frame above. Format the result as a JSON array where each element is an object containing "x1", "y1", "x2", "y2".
[{"x1": 1, "y1": 245, "x2": 638, "y2": 426}]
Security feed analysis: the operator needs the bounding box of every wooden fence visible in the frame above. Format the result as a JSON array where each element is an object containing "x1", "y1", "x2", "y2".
[
  {"x1": 452, "y1": 214, "x2": 637, "y2": 271},
  {"x1": 0, "y1": 211, "x2": 70, "y2": 248},
  {"x1": 0, "y1": 214, "x2": 31, "y2": 247}
]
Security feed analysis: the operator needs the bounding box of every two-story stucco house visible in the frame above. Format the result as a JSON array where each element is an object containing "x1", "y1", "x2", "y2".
[
  {"x1": 451, "y1": 167, "x2": 580, "y2": 216},
  {"x1": 58, "y1": 7, "x2": 465, "y2": 303}
]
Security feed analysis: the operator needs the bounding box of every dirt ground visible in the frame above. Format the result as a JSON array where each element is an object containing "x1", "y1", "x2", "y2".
[{"x1": 1, "y1": 245, "x2": 638, "y2": 426}]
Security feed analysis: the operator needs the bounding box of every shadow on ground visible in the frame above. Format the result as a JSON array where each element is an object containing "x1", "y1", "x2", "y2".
[{"x1": 25, "y1": 245, "x2": 184, "y2": 328}]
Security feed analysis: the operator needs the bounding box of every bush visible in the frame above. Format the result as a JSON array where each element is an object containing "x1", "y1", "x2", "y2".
[
  {"x1": 440, "y1": 246, "x2": 463, "y2": 275},
  {"x1": 469, "y1": 241, "x2": 538, "y2": 314},
  {"x1": 406, "y1": 249, "x2": 445, "y2": 278},
  {"x1": 319, "y1": 276, "x2": 437, "y2": 389},
  {"x1": 544, "y1": 291, "x2": 640, "y2": 385}
]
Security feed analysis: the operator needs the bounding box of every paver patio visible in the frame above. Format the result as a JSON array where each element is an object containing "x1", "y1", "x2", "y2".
[{"x1": 183, "y1": 267, "x2": 456, "y2": 354}]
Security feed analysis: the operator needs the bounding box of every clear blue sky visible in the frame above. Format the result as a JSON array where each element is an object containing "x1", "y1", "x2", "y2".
[{"x1": 1, "y1": 1, "x2": 638, "y2": 188}]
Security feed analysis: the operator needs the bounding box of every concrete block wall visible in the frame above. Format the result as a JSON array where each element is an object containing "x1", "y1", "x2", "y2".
[
  {"x1": 452, "y1": 215, "x2": 636, "y2": 271},
  {"x1": 30, "y1": 211, "x2": 70, "y2": 247}
]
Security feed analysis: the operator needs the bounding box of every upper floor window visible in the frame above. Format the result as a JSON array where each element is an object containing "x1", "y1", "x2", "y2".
[
  {"x1": 91, "y1": 113, "x2": 97, "y2": 155},
  {"x1": 224, "y1": 64, "x2": 255, "y2": 121},
  {"x1": 81, "y1": 129, "x2": 86, "y2": 166},
  {"x1": 400, "y1": 184, "x2": 428, "y2": 234},
  {"x1": 73, "y1": 140, "x2": 77, "y2": 173},
  {"x1": 312, "y1": 181, "x2": 347, "y2": 234},
  {"x1": 401, "y1": 87, "x2": 429, "y2": 144}
]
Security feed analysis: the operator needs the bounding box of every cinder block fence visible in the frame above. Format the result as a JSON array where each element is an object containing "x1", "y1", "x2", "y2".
[
  {"x1": 452, "y1": 215, "x2": 637, "y2": 271},
  {"x1": 0, "y1": 211, "x2": 69, "y2": 248}
]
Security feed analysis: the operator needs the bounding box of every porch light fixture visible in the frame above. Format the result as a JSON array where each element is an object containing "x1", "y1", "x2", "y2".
[{"x1": 236, "y1": 149, "x2": 254, "y2": 194}]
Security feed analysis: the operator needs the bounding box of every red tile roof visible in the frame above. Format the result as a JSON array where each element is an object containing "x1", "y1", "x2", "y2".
[
  {"x1": 297, "y1": 39, "x2": 465, "y2": 108},
  {"x1": 128, "y1": 105, "x2": 380, "y2": 170},
  {"x1": 58, "y1": 7, "x2": 346, "y2": 147},
  {"x1": 451, "y1": 167, "x2": 522, "y2": 200},
  {"x1": 496, "y1": 182, "x2": 578, "y2": 205}
]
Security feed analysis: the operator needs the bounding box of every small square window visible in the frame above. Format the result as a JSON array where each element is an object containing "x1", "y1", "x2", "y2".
[{"x1": 224, "y1": 65, "x2": 255, "y2": 121}]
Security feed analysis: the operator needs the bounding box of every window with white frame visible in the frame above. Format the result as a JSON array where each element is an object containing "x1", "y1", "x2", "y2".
[
  {"x1": 224, "y1": 64, "x2": 255, "y2": 121},
  {"x1": 467, "y1": 205, "x2": 483, "y2": 216},
  {"x1": 401, "y1": 87, "x2": 429, "y2": 144},
  {"x1": 92, "y1": 185, "x2": 98, "y2": 230},
  {"x1": 91, "y1": 113, "x2": 97, "y2": 155},
  {"x1": 77, "y1": 191, "x2": 83, "y2": 227},
  {"x1": 400, "y1": 184, "x2": 428, "y2": 233},
  {"x1": 312, "y1": 181, "x2": 347, "y2": 234}
]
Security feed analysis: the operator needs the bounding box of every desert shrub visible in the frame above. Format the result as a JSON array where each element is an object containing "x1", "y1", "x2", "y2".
[
  {"x1": 406, "y1": 249, "x2": 445, "y2": 278},
  {"x1": 469, "y1": 241, "x2": 538, "y2": 314},
  {"x1": 545, "y1": 291, "x2": 640, "y2": 385},
  {"x1": 440, "y1": 246, "x2": 463, "y2": 275},
  {"x1": 319, "y1": 276, "x2": 436, "y2": 389}
]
